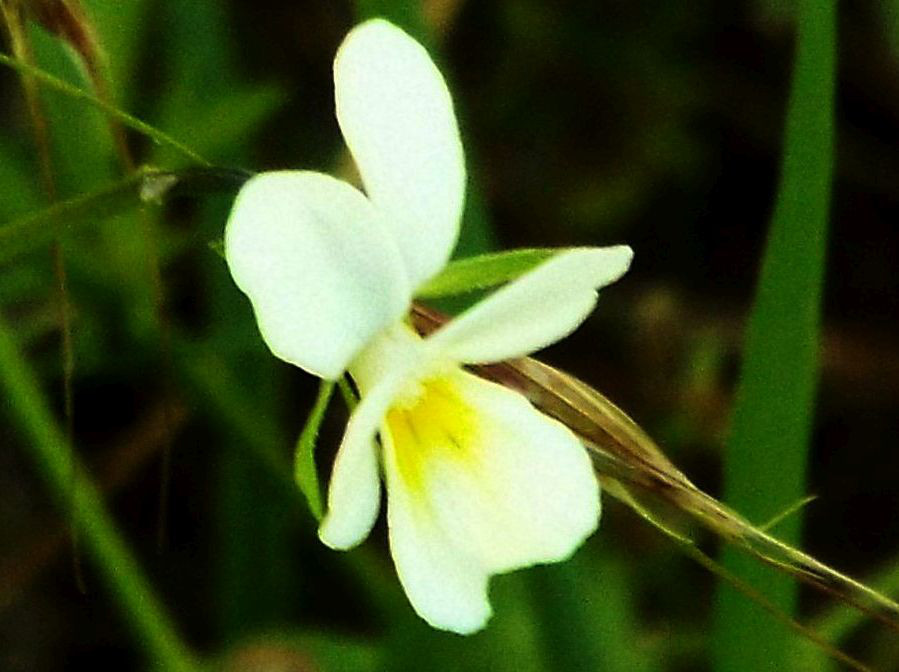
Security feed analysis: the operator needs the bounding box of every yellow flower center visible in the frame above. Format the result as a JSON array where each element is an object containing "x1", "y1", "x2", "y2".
[{"x1": 385, "y1": 374, "x2": 478, "y2": 496}]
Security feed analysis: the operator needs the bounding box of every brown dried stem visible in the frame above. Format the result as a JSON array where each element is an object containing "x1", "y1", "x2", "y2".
[{"x1": 1, "y1": 0, "x2": 79, "y2": 586}]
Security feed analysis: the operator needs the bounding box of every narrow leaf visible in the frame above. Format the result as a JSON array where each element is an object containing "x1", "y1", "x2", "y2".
[
  {"x1": 0, "y1": 51, "x2": 209, "y2": 166},
  {"x1": 713, "y1": 1, "x2": 836, "y2": 670},
  {"x1": 415, "y1": 248, "x2": 559, "y2": 298},
  {"x1": 293, "y1": 380, "x2": 335, "y2": 521},
  {"x1": 0, "y1": 172, "x2": 145, "y2": 265}
]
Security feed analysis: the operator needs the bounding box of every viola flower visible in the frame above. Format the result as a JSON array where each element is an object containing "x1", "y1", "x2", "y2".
[{"x1": 224, "y1": 18, "x2": 633, "y2": 634}]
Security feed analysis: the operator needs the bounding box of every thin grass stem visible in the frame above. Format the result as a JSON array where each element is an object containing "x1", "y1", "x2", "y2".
[{"x1": 0, "y1": 315, "x2": 200, "y2": 672}]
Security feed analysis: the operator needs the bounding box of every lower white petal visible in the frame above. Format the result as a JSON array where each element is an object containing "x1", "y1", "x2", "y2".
[
  {"x1": 382, "y1": 416, "x2": 492, "y2": 634},
  {"x1": 430, "y1": 370, "x2": 601, "y2": 571},
  {"x1": 380, "y1": 367, "x2": 600, "y2": 632}
]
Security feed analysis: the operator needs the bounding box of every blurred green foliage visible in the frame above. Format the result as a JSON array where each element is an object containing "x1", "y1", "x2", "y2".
[{"x1": 1, "y1": 1, "x2": 898, "y2": 671}]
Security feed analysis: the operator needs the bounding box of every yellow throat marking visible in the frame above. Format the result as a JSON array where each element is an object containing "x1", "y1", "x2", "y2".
[{"x1": 385, "y1": 375, "x2": 479, "y2": 496}]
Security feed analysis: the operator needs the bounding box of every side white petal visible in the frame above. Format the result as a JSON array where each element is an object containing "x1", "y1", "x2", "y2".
[
  {"x1": 225, "y1": 171, "x2": 410, "y2": 379},
  {"x1": 425, "y1": 246, "x2": 633, "y2": 364},
  {"x1": 382, "y1": 416, "x2": 492, "y2": 634},
  {"x1": 422, "y1": 370, "x2": 600, "y2": 573},
  {"x1": 318, "y1": 369, "x2": 407, "y2": 550},
  {"x1": 334, "y1": 19, "x2": 466, "y2": 288}
]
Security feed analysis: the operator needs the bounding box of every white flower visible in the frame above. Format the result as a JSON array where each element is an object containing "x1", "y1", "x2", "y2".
[{"x1": 224, "y1": 18, "x2": 633, "y2": 634}]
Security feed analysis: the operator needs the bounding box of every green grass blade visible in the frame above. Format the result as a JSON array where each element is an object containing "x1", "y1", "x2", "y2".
[
  {"x1": 0, "y1": 315, "x2": 199, "y2": 672},
  {"x1": 0, "y1": 168, "x2": 249, "y2": 266},
  {"x1": 294, "y1": 380, "x2": 335, "y2": 521},
  {"x1": 0, "y1": 172, "x2": 147, "y2": 265},
  {"x1": 0, "y1": 52, "x2": 209, "y2": 166},
  {"x1": 712, "y1": 1, "x2": 836, "y2": 670},
  {"x1": 416, "y1": 248, "x2": 559, "y2": 298}
]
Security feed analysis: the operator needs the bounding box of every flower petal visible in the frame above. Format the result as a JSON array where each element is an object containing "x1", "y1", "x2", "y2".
[
  {"x1": 425, "y1": 246, "x2": 633, "y2": 364},
  {"x1": 382, "y1": 411, "x2": 492, "y2": 634},
  {"x1": 378, "y1": 368, "x2": 599, "y2": 633},
  {"x1": 334, "y1": 19, "x2": 466, "y2": 288},
  {"x1": 318, "y1": 369, "x2": 407, "y2": 549},
  {"x1": 225, "y1": 171, "x2": 410, "y2": 379},
  {"x1": 392, "y1": 370, "x2": 600, "y2": 573}
]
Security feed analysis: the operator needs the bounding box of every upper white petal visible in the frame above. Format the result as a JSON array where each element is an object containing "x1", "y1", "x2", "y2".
[
  {"x1": 425, "y1": 246, "x2": 633, "y2": 364},
  {"x1": 224, "y1": 171, "x2": 411, "y2": 379},
  {"x1": 334, "y1": 18, "x2": 466, "y2": 289}
]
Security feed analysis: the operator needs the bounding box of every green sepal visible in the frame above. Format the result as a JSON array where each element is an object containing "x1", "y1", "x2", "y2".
[
  {"x1": 415, "y1": 248, "x2": 561, "y2": 299},
  {"x1": 293, "y1": 380, "x2": 335, "y2": 521}
]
